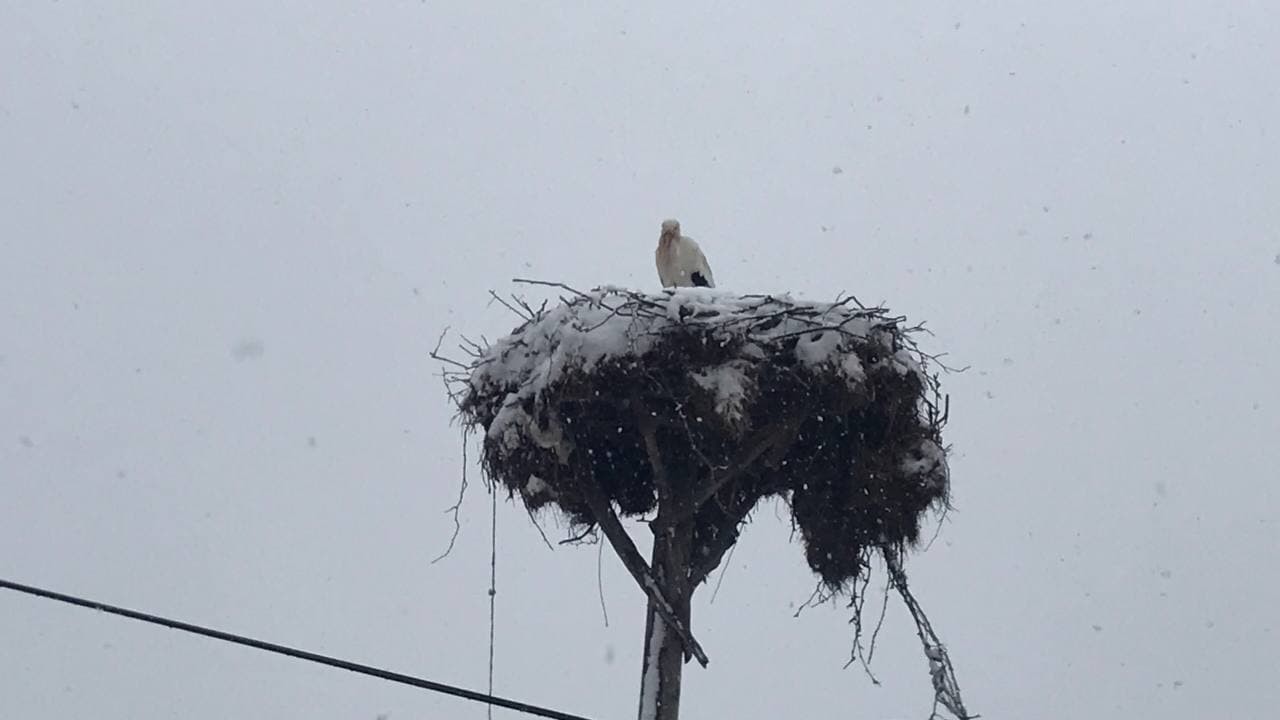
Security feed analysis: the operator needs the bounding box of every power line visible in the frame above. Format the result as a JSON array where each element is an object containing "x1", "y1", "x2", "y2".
[{"x1": 0, "y1": 577, "x2": 594, "y2": 720}]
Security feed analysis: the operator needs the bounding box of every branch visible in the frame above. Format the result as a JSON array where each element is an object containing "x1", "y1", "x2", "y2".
[
  {"x1": 558, "y1": 525, "x2": 597, "y2": 545},
  {"x1": 882, "y1": 548, "x2": 975, "y2": 720},
  {"x1": 633, "y1": 397, "x2": 674, "y2": 510},
  {"x1": 429, "y1": 327, "x2": 470, "y2": 371},
  {"x1": 684, "y1": 409, "x2": 808, "y2": 516},
  {"x1": 511, "y1": 278, "x2": 593, "y2": 301},
  {"x1": 573, "y1": 469, "x2": 710, "y2": 667},
  {"x1": 686, "y1": 462, "x2": 789, "y2": 587},
  {"x1": 488, "y1": 290, "x2": 533, "y2": 320}
]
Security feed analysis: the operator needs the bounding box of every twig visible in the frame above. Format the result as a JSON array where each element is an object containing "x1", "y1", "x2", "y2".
[
  {"x1": 508, "y1": 293, "x2": 542, "y2": 322},
  {"x1": 458, "y1": 334, "x2": 486, "y2": 358},
  {"x1": 512, "y1": 278, "x2": 593, "y2": 300},
  {"x1": 489, "y1": 290, "x2": 533, "y2": 320},
  {"x1": 843, "y1": 571, "x2": 879, "y2": 684},
  {"x1": 866, "y1": 579, "x2": 890, "y2": 668},
  {"x1": 708, "y1": 543, "x2": 737, "y2": 604},
  {"x1": 596, "y1": 539, "x2": 609, "y2": 627},
  {"x1": 431, "y1": 428, "x2": 470, "y2": 564},
  {"x1": 430, "y1": 328, "x2": 470, "y2": 371},
  {"x1": 793, "y1": 582, "x2": 835, "y2": 618},
  {"x1": 844, "y1": 563, "x2": 889, "y2": 685},
  {"x1": 688, "y1": 513, "x2": 741, "y2": 587},
  {"x1": 559, "y1": 525, "x2": 597, "y2": 545},
  {"x1": 524, "y1": 505, "x2": 556, "y2": 551},
  {"x1": 923, "y1": 504, "x2": 951, "y2": 552}
]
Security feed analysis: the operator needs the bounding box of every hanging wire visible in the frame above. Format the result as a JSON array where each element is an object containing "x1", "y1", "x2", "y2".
[{"x1": 488, "y1": 461, "x2": 498, "y2": 719}]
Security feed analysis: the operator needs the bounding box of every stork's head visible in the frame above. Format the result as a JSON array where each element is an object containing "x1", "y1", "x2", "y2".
[{"x1": 660, "y1": 219, "x2": 681, "y2": 240}]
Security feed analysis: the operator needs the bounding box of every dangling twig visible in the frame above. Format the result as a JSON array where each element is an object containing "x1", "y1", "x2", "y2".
[
  {"x1": 431, "y1": 428, "x2": 470, "y2": 564},
  {"x1": 882, "y1": 548, "x2": 976, "y2": 720},
  {"x1": 596, "y1": 539, "x2": 610, "y2": 627}
]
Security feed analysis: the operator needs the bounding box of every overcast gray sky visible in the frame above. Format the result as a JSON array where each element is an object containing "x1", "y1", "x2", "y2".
[{"x1": 3, "y1": 2, "x2": 1279, "y2": 718}]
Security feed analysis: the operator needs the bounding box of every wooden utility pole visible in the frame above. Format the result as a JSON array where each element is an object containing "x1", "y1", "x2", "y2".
[{"x1": 637, "y1": 519, "x2": 693, "y2": 720}]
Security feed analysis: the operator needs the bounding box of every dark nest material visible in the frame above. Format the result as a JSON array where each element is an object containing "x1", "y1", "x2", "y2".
[{"x1": 449, "y1": 284, "x2": 950, "y2": 590}]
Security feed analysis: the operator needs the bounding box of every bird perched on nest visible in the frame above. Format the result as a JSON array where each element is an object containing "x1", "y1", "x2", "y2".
[{"x1": 656, "y1": 219, "x2": 715, "y2": 288}]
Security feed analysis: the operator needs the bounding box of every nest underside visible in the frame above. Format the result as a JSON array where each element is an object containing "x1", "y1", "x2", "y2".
[{"x1": 458, "y1": 289, "x2": 949, "y2": 588}]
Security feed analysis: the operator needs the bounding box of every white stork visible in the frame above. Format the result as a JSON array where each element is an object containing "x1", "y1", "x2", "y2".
[{"x1": 655, "y1": 219, "x2": 715, "y2": 288}]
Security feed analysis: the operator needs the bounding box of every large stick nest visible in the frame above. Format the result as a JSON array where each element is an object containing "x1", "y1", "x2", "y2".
[{"x1": 449, "y1": 285, "x2": 950, "y2": 589}]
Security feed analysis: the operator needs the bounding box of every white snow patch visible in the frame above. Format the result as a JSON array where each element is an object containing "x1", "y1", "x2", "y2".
[
  {"x1": 795, "y1": 330, "x2": 843, "y2": 366},
  {"x1": 901, "y1": 440, "x2": 947, "y2": 475},
  {"x1": 691, "y1": 361, "x2": 753, "y2": 424},
  {"x1": 884, "y1": 348, "x2": 922, "y2": 376},
  {"x1": 638, "y1": 617, "x2": 668, "y2": 720},
  {"x1": 524, "y1": 474, "x2": 551, "y2": 497},
  {"x1": 840, "y1": 352, "x2": 866, "y2": 382},
  {"x1": 796, "y1": 331, "x2": 867, "y2": 386},
  {"x1": 487, "y1": 399, "x2": 529, "y2": 451}
]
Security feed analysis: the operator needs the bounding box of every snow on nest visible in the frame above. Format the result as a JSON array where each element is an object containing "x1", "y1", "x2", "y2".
[
  {"x1": 469, "y1": 286, "x2": 926, "y2": 448},
  {"x1": 690, "y1": 360, "x2": 753, "y2": 425}
]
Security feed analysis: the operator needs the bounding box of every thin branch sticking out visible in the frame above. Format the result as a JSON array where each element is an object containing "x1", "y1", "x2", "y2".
[{"x1": 431, "y1": 427, "x2": 471, "y2": 564}]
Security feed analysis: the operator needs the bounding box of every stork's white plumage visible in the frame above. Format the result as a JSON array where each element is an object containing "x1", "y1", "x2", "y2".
[{"x1": 655, "y1": 219, "x2": 715, "y2": 288}]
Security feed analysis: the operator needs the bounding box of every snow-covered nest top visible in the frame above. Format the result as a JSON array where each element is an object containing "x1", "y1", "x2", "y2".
[{"x1": 453, "y1": 285, "x2": 950, "y2": 588}]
